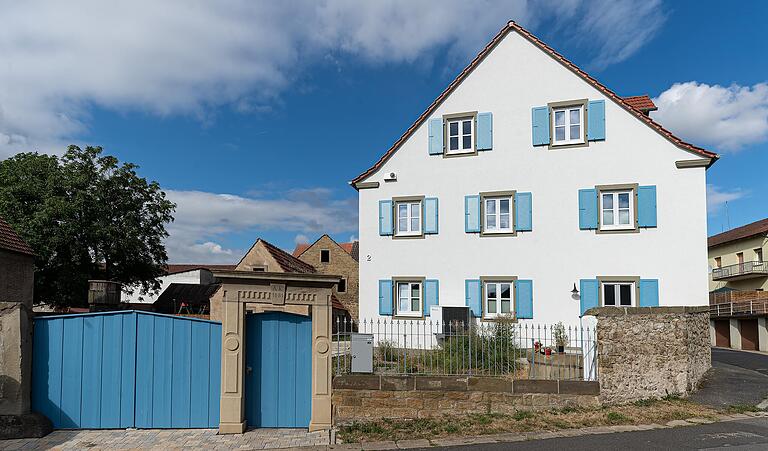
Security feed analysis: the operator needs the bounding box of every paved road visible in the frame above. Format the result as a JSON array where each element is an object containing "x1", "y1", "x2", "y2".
[
  {"x1": 690, "y1": 348, "x2": 768, "y2": 408},
  {"x1": 414, "y1": 417, "x2": 768, "y2": 450}
]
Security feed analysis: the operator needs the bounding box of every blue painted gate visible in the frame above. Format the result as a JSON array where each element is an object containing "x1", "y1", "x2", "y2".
[
  {"x1": 32, "y1": 311, "x2": 221, "y2": 429},
  {"x1": 245, "y1": 312, "x2": 312, "y2": 428}
]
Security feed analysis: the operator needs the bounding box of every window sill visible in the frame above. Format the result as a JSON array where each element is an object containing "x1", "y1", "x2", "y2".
[
  {"x1": 596, "y1": 226, "x2": 640, "y2": 235},
  {"x1": 548, "y1": 141, "x2": 589, "y2": 150},
  {"x1": 393, "y1": 233, "x2": 425, "y2": 240},
  {"x1": 481, "y1": 230, "x2": 516, "y2": 237}
]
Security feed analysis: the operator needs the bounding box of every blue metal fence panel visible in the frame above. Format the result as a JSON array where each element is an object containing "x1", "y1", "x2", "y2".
[
  {"x1": 245, "y1": 312, "x2": 311, "y2": 428},
  {"x1": 32, "y1": 311, "x2": 221, "y2": 429}
]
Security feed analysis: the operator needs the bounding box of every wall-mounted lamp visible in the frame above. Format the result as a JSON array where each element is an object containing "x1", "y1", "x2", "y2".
[{"x1": 571, "y1": 283, "x2": 579, "y2": 296}]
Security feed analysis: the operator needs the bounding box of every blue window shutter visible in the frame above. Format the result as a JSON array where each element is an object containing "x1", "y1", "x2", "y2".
[
  {"x1": 637, "y1": 185, "x2": 657, "y2": 228},
  {"x1": 464, "y1": 195, "x2": 481, "y2": 233},
  {"x1": 378, "y1": 280, "x2": 393, "y2": 316},
  {"x1": 515, "y1": 280, "x2": 533, "y2": 319},
  {"x1": 639, "y1": 279, "x2": 659, "y2": 307},
  {"x1": 428, "y1": 118, "x2": 444, "y2": 155},
  {"x1": 379, "y1": 200, "x2": 393, "y2": 236},
  {"x1": 587, "y1": 100, "x2": 606, "y2": 141},
  {"x1": 424, "y1": 280, "x2": 439, "y2": 316},
  {"x1": 579, "y1": 279, "x2": 599, "y2": 316},
  {"x1": 477, "y1": 112, "x2": 493, "y2": 151},
  {"x1": 515, "y1": 192, "x2": 532, "y2": 232},
  {"x1": 578, "y1": 189, "x2": 598, "y2": 230},
  {"x1": 531, "y1": 106, "x2": 550, "y2": 146},
  {"x1": 465, "y1": 279, "x2": 482, "y2": 318},
  {"x1": 424, "y1": 198, "x2": 439, "y2": 234}
]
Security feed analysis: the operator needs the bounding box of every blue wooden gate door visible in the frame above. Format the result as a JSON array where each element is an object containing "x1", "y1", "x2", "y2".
[
  {"x1": 245, "y1": 312, "x2": 312, "y2": 428},
  {"x1": 32, "y1": 311, "x2": 221, "y2": 429}
]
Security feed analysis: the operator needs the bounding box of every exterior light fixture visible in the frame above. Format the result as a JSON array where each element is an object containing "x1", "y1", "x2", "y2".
[{"x1": 571, "y1": 283, "x2": 579, "y2": 296}]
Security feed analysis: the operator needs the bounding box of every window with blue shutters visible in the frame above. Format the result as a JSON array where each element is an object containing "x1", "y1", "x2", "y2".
[
  {"x1": 382, "y1": 196, "x2": 440, "y2": 238},
  {"x1": 429, "y1": 112, "x2": 493, "y2": 156},
  {"x1": 587, "y1": 100, "x2": 606, "y2": 141},
  {"x1": 533, "y1": 99, "x2": 606, "y2": 147},
  {"x1": 639, "y1": 279, "x2": 659, "y2": 307},
  {"x1": 424, "y1": 280, "x2": 439, "y2": 316},
  {"x1": 466, "y1": 191, "x2": 533, "y2": 235},
  {"x1": 580, "y1": 184, "x2": 657, "y2": 233},
  {"x1": 579, "y1": 279, "x2": 599, "y2": 316},
  {"x1": 379, "y1": 200, "x2": 393, "y2": 236},
  {"x1": 378, "y1": 280, "x2": 393, "y2": 316},
  {"x1": 465, "y1": 279, "x2": 482, "y2": 318}
]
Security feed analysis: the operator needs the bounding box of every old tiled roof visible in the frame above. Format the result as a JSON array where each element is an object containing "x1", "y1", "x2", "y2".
[
  {"x1": 708, "y1": 218, "x2": 768, "y2": 248},
  {"x1": 259, "y1": 239, "x2": 316, "y2": 274},
  {"x1": 0, "y1": 217, "x2": 34, "y2": 256},
  {"x1": 331, "y1": 294, "x2": 348, "y2": 313},
  {"x1": 623, "y1": 95, "x2": 658, "y2": 113},
  {"x1": 165, "y1": 264, "x2": 237, "y2": 275},
  {"x1": 292, "y1": 237, "x2": 359, "y2": 262},
  {"x1": 351, "y1": 21, "x2": 718, "y2": 186}
]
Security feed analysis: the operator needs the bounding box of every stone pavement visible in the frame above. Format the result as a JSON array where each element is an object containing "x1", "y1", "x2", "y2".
[{"x1": 0, "y1": 428, "x2": 329, "y2": 450}]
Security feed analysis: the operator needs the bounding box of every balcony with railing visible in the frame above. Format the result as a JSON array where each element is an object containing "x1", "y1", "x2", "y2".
[{"x1": 711, "y1": 261, "x2": 768, "y2": 281}]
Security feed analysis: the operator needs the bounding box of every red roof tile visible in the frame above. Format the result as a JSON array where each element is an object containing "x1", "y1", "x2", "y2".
[
  {"x1": 708, "y1": 218, "x2": 768, "y2": 248},
  {"x1": 165, "y1": 264, "x2": 237, "y2": 275},
  {"x1": 293, "y1": 237, "x2": 359, "y2": 262},
  {"x1": 623, "y1": 95, "x2": 658, "y2": 112},
  {"x1": 292, "y1": 243, "x2": 310, "y2": 257},
  {"x1": 259, "y1": 239, "x2": 317, "y2": 274},
  {"x1": 0, "y1": 217, "x2": 34, "y2": 256},
  {"x1": 351, "y1": 21, "x2": 717, "y2": 186}
]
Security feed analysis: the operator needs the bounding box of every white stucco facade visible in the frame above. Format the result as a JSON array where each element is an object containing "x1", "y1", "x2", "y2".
[
  {"x1": 121, "y1": 269, "x2": 215, "y2": 304},
  {"x1": 356, "y1": 28, "x2": 712, "y2": 326}
]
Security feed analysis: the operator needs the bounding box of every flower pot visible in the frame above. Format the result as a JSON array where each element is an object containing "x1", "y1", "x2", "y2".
[
  {"x1": 544, "y1": 348, "x2": 552, "y2": 356},
  {"x1": 557, "y1": 345, "x2": 565, "y2": 354}
]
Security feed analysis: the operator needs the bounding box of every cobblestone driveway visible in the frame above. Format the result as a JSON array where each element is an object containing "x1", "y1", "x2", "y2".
[{"x1": 0, "y1": 428, "x2": 329, "y2": 450}]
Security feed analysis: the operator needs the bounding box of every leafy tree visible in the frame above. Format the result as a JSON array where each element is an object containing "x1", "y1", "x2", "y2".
[{"x1": 0, "y1": 146, "x2": 175, "y2": 307}]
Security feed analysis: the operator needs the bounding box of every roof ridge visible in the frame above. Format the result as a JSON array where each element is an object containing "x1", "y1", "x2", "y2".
[
  {"x1": 259, "y1": 238, "x2": 317, "y2": 273},
  {"x1": 350, "y1": 21, "x2": 717, "y2": 186}
]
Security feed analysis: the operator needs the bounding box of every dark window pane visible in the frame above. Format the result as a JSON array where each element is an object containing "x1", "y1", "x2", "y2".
[
  {"x1": 619, "y1": 285, "x2": 632, "y2": 306},
  {"x1": 463, "y1": 135, "x2": 472, "y2": 149},
  {"x1": 450, "y1": 137, "x2": 459, "y2": 150},
  {"x1": 604, "y1": 284, "x2": 616, "y2": 306},
  {"x1": 320, "y1": 250, "x2": 330, "y2": 263},
  {"x1": 463, "y1": 120, "x2": 471, "y2": 134},
  {"x1": 338, "y1": 279, "x2": 346, "y2": 292},
  {"x1": 449, "y1": 122, "x2": 458, "y2": 136}
]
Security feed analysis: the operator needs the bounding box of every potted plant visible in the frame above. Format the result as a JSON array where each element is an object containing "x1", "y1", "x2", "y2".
[{"x1": 553, "y1": 322, "x2": 568, "y2": 354}]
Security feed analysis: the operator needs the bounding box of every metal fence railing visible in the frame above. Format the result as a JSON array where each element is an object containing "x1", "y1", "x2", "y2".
[
  {"x1": 712, "y1": 261, "x2": 768, "y2": 280},
  {"x1": 332, "y1": 317, "x2": 597, "y2": 381}
]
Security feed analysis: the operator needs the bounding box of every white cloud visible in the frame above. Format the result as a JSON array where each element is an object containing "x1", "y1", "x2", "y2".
[
  {"x1": 653, "y1": 82, "x2": 768, "y2": 151},
  {"x1": 0, "y1": 0, "x2": 665, "y2": 158},
  {"x1": 294, "y1": 234, "x2": 310, "y2": 245},
  {"x1": 164, "y1": 189, "x2": 357, "y2": 262},
  {"x1": 706, "y1": 184, "x2": 746, "y2": 215}
]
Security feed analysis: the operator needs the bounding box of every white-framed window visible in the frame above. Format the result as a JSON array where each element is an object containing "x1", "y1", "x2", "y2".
[
  {"x1": 396, "y1": 201, "x2": 422, "y2": 236},
  {"x1": 552, "y1": 105, "x2": 584, "y2": 145},
  {"x1": 396, "y1": 281, "x2": 422, "y2": 317},
  {"x1": 484, "y1": 196, "x2": 512, "y2": 233},
  {"x1": 600, "y1": 190, "x2": 634, "y2": 230},
  {"x1": 484, "y1": 281, "x2": 513, "y2": 319},
  {"x1": 602, "y1": 281, "x2": 634, "y2": 307},
  {"x1": 447, "y1": 117, "x2": 474, "y2": 154}
]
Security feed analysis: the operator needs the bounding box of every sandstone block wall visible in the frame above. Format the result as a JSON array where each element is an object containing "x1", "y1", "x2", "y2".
[
  {"x1": 298, "y1": 236, "x2": 359, "y2": 320},
  {"x1": 589, "y1": 306, "x2": 711, "y2": 404},
  {"x1": 332, "y1": 375, "x2": 599, "y2": 423}
]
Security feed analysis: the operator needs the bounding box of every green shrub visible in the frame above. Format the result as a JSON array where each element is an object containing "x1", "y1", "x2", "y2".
[
  {"x1": 606, "y1": 412, "x2": 631, "y2": 424},
  {"x1": 513, "y1": 410, "x2": 534, "y2": 421}
]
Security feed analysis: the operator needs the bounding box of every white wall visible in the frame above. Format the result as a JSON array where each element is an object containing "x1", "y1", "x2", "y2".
[
  {"x1": 121, "y1": 269, "x2": 211, "y2": 304},
  {"x1": 358, "y1": 31, "x2": 710, "y2": 326}
]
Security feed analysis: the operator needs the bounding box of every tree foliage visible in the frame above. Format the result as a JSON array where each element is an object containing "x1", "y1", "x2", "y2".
[{"x1": 0, "y1": 146, "x2": 176, "y2": 307}]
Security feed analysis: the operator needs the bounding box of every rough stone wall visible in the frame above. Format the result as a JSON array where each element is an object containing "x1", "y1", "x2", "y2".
[
  {"x1": 0, "y1": 250, "x2": 34, "y2": 305},
  {"x1": 332, "y1": 375, "x2": 599, "y2": 423},
  {"x1": 590, "y1": 306, "x2": 711, "y2": 405},
  {"x1": 298, "y1": 236, "x2": 359, "y2": 320},
  {"x1": 0, "y1": 304, "x2": 33, "y2": 416}
]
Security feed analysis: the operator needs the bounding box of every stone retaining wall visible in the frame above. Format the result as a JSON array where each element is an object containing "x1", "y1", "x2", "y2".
[
  {"x1": 332, "y1": 375, "x2": 599, "y2": 423},
  {"x1": 588, "y1": 306, "x2": 711, "y2": 405}
]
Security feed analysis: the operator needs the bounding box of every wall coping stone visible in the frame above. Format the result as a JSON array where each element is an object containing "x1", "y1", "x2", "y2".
[
  {"x1": 333, "y1": 375, "x2": 599, "y2": 395},
  {"x1": 584, "y1": 306, "x2": 709, "y2": 317}
]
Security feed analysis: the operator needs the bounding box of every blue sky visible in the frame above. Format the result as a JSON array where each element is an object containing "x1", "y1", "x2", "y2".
[{"x1": 1, "y1": 1, "x2": 767, "y2": 262}]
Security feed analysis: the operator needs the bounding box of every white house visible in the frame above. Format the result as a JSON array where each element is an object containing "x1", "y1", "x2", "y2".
[{"x1": 351, "y1": 21, "x2": 718, "y2": 326}]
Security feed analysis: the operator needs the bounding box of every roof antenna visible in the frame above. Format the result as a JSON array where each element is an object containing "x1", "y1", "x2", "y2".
[{"x1": 725, "y1": 201, "x2": 731, "y2": 230}]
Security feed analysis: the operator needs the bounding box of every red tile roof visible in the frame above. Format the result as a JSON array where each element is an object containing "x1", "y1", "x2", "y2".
[
  {"x1": 0, "y1": 217, "x2": 34, "y2": 256},
  {"x1": 292, "y1": 243, "x2": 311, "y2": 257},
  {"x1": 259, "y1": 239, "x2": 317, "y2": 274},
  {"x1": 165, "y1": 264, "x2": 237, "y2": 275},
  {"x1": 623, "y1": 95, "x2": 658, "y2": 113},
  {"x1": 351, "y1": 21, "x2": 718, "y2": 186},
  {"x1": 331, "y1": 294, "x2": 348, "y2": 312},
  {"x1": 708, "y1": 218, "x2": 768, "y2": 248}
]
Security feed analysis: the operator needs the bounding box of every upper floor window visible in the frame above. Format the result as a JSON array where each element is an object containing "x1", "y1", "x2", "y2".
[
  {"x1": 552, "y1": 105, "x2": 584, "y2": 146},
  {"x1": 320, "y1": 249, "x2": 330, "y2": 263},
  {"x1": 484, "y1": 281, "x2": 513, "y2": 319},
  {"x1": 756, "y1": 248, "x2": 764, "y2": 263},
  {"x1": 600, "y1": 190, "x2": 634, "y2": 231},
  {"x1": 338, "y1": 277, "x2": 347, "y2": 293},
  {"x1": 602, "y1": 281, "x2": 634, "y2": 307},
  {"x1": 447, "y1": 117, "x2": 474, "y2": 154},
  {"x1": 484, "y1": 196, "x2": 512, "y2": 234},
  {"x1": 396, "y1": 281, "x2": 422, "y2": 317},
  {"x1": 396, "y1": 200, "x2": 421, "y2": 236},
  {"x1": 714, "y1": 257, "x2": 722, "y2": 268}
]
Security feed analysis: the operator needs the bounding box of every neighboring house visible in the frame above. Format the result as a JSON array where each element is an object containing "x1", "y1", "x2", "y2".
[
  {"x1": 0, "y1": 217, "x2": 34, "y2": 305},
  {"x1": 208, "y1": 238, "x2": 349, "y2": 323},
  {"x1": 707, "y1": 218, "x2": 768, "y2": 352},
  {"x1": 351, "y1": 21, "x2": 717, "y2": 325},
  {"x1": 293, "y1": 235, "x2": 360, "y2": 320}
]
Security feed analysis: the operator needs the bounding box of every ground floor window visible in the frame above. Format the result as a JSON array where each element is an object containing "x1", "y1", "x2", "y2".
[
  {"x1": 396, "y1": 281, "x2": 422, "y2": 317},
  {"x1": 484, "y1": 281, "x2": 513, "y2": 319},
  {"x1": 602, "y1": 281, "x2": 634, "y2": 306}
]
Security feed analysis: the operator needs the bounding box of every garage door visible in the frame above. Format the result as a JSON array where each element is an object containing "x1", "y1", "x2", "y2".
[
  {"x1": 32, "y1": 311, "x2": 221, "y2": 429},
  {"x1": 245, "y1": 312, "x2": 312, "y2": 428},
  {"x1": 740, "y1": 319, "x2": 759, "y2": 351},
  {"x1": 714, "y1": 320, "x2": 730, "y2": 348}
]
